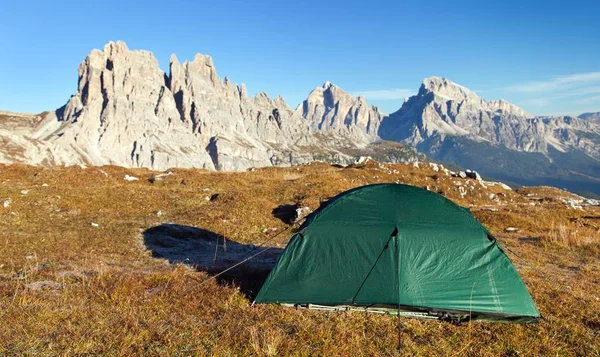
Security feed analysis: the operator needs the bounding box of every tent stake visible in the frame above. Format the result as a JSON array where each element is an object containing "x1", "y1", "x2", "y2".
[{"x1": 397, "y1": 305, "x2": 402, "y2": 351}]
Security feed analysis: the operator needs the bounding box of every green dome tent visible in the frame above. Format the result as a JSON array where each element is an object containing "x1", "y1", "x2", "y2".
[{"x1": 254, "y1": 184, "x2": 540, "y2": 323}]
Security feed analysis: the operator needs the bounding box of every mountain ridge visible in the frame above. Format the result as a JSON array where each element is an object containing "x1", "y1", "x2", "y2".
[
  {"x1": 0, "y1": 41, "x2": 422, "y2": 171},
  {"x1": 1, "y1": 41, "x2": 599, "y2": 194}
]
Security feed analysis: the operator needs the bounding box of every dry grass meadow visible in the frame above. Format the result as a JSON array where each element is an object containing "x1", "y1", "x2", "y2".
[{"x1": 0, "y1": 161, "x2": 599, "y2": 356}]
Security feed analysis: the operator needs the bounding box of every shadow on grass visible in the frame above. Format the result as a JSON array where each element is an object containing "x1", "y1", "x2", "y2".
[
  {"x1": 143, "y1": 224, "x2": 283, "y2": 299},
  {"x1": 271, "y1": 203, "x2": 299, "y2": 225}
]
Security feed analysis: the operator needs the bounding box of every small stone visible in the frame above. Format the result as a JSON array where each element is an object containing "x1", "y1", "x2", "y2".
[
  {"x1": 155, "y1": 171, "x2": 174, "y2": 180},
  {"x1": 505, "y1": 227, "x2": 519, "y2": 232},
  {"x1": 21, "y1": 190, "x2": 29, "y2": 195},
  {"x1": 124, "y1": 174, "x2": 139, "y2": 181},
  {"x1": 354, "y1": 156, "x2": 372, "y2": 165},
  {"x1": 3, "y1": 199, "x2": 11, "y2": 208},
  {"x1": 26, "y1": 281, "x2": 63, "y2": 291},
  {"x1": 156, "y1": 210, "x2": 162, "y2": 217},
  {"x1": 465, "y1": 169, "x2": 482, "y2": 181},
  {"x1": 91, "y1": 222, "x2": 99, "y2": 227},
  {"x1": 42, "y1": 183, "x2": 49, "y2": 187},
  {"x1": 295, "y1": 206, "x2": 312, "y2": 222}
]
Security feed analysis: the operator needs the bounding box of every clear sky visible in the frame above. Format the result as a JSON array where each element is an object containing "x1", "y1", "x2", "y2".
[{"x1": 1, "y1": 0, "x2": 599, "y2": 116}]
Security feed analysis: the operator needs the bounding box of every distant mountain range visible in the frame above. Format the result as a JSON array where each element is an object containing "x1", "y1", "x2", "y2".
[
  {"x1": 1, "y1": 41, "x2": 599, "y2": 195},
  {"x1": 379, "y1": 77, "x2": 600, "y2": 195}
]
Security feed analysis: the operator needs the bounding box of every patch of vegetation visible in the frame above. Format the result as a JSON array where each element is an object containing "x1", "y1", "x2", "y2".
[{"x1": 0, "y1": 162, "x2": 598, "y2": 355}]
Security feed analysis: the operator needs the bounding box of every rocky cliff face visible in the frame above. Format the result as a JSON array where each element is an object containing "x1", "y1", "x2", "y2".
[
  {"x1": 296, "y1": 81, "x2": 384, "y2": 143},
  {"x1": 0, "y1": 41, "x2": 420, "y2": 171}
]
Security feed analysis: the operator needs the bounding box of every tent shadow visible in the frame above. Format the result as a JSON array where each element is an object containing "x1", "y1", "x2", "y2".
[{"x1": 142, "y1": 223, "x2": 283, "y2": 299}]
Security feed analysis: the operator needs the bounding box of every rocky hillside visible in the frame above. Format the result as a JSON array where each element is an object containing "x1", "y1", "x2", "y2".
[
  {"x1": 0, "y1": 42, "x2": 421, "y2": 171},
  {"x1": 379, "y1": 77, "x2": 600, "y2": 195}
]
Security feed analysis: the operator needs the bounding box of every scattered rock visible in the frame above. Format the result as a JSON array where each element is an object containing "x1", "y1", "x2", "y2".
[
  {"x1": 124, "y1": 174, "x2": 139, "y2": 181},
  {"x1": 3, "y1": 199, "x2": 11, "y2": 208},
  {"x1": 156, "y1": 210, "x2": 163, "y2": 217},
  {"x1": 465, "y1": 169, "x2": 482, "y2": 181},
  {"x1": 21, "y1": 189, "x2": 29, "y2": 195},
  {"x1": 458, "y1": 171, "x2": 467, "y2": 179},
  {"x1": 499, "y1": 183, "x2": 511, "y2": 190},
  {"x1": 584, "y1": 199, "x2": 600, "y2": 206},
  {"x1": 354, "y1": 156, "x2": 372, "y2": 165},
  {"x1": 412, "y1": 162, "x2": 420, "y2": 169},
  {"x1": 428, "y1": 163, "x2": 439, "y2": 172},
  {"x1": 155, "y1": 171, "x2": 174, "y2": 180},
  {"x1": 505, "y1": 227, "x2": 519, "y2": 233},
  {"x1": 42, "y1": 183, "x2": 49, "y2": 187},
  {"x1": 489, "y1": 193, "x2": 496, "y2": 200},
  {"x1": 295, "y1": 206, "x2": 312, "y2": 222},
  {"x1": 480, "y1": 207, "x2": 499, "y2": 212},
  {"x1": 91, "y1": 222, "x2": 99, "y2": 227},
  {"x1": 26, "y1": 281, "x2": 63, "y2": 291}
]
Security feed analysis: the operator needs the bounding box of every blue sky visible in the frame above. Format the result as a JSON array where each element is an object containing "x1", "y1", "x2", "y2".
[{"x1": 1, "y1": 0, "x2": 598, "y2": 116}]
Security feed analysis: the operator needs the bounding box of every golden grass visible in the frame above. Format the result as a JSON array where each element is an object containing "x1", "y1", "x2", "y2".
[{"x1": 0, "y1": 162, "x2": 599, "y2": 355}]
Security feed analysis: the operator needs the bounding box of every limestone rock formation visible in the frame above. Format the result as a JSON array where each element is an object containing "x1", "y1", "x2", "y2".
[
  {"x1": 296, "y1": 81, "x2": 384, "y2": 142},
  {"x1": 0, "y1": 41, "x2": 422, "y2": 171}
]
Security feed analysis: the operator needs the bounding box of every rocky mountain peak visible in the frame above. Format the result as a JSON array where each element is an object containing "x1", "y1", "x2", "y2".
[
  {"x1": 297, "y1": 81, "x2": 384, "y2": 139},
  {"x1": 419, "y1": 76, "x2": 486, "y2": 105},
  {"x1": 418, "y1": 76, "x2": 531, "y2": 117}
]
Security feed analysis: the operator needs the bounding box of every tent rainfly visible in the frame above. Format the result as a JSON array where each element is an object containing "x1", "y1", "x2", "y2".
[{"x1": 254, "y1": 184, "x2": 540, "y2": 323}]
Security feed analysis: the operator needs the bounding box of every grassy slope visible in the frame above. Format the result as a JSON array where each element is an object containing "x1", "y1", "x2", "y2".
[{"x1": 0, "y1": 162, "x2": 599, "y2": 356}]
